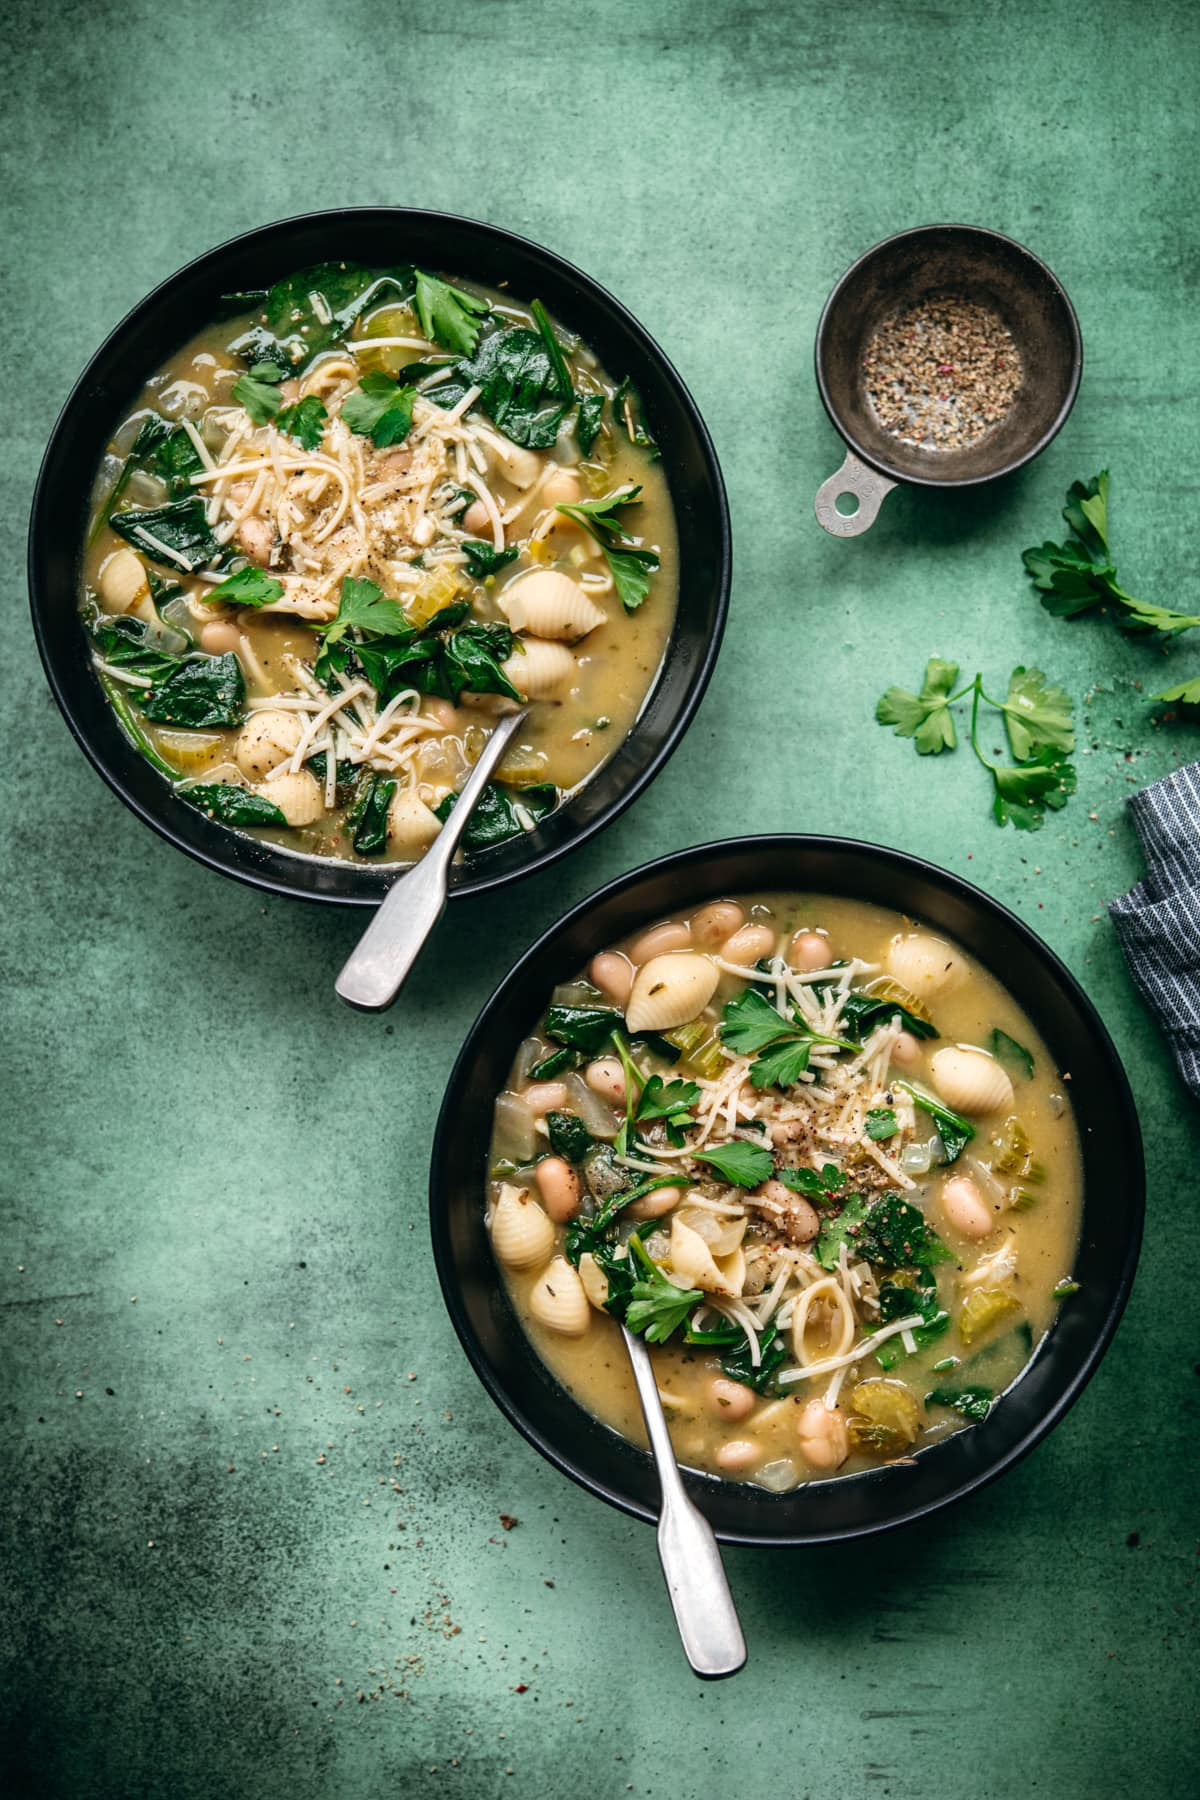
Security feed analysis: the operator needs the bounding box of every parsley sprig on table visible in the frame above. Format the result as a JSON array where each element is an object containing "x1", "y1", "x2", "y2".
[{"x1": 876, "y1": 658, "x2": 1077, "y2": 831}]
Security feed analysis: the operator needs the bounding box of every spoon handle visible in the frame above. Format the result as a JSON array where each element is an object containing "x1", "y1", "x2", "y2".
[
  {"x1": 335, "y1": 709, "x2": 528, "y2": 1012},
  {"x1": 622, "y1": 1326, "x2": 747, "y2": 1679}
]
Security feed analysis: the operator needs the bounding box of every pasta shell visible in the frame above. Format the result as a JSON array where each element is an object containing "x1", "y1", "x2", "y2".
[
  {"x1": 667, "y1": 1217, "x2": 746, "y2": 1298},
  {"x1": 528, "y1": 1256, "x2": 591, "y2": 1336},
  {"x1": 489, "y1": 1184, "x2": 555, "y2": 1271},
  {"x1": 98, "y1": 547, "x2": 150, "y2": 614},
  {"x1": 501, "y1": 637, "x2": 576, "y2": 699},
  {"x1": 499, "y1": 570, "x2": 605, "y2": 642},
  {"x1": 577, "y1": 1250, "x2": 611, "y2": 1311},
  {"x1": 254, "y1": 768, "x2": 323, "y2": 826},
  {"x1": 625, "y1": 952, "x2": 719, "y2": 1032},
  {"x1": 930, "y1": 1045, "x2": 1014, "y2": 1116},
  {"x1": 886, "y1": 932, "x2": 967, "y2": 998},
  {"x1": 236, "y1": 709, "x2": 305, "y2": 780},
  {"x1": 675, "y1": 1203, "x2": 747, "y2": 1258},
  {"x1": 387, "y1": 788, "x2": 443, "y2": 853}
]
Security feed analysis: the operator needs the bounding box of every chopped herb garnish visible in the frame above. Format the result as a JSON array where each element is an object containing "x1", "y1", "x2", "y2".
[
  {"x1": 554, "y1": 486, "x2": 660, "y2": 613},
  {"x1": 692, "y1": 1139, "x2": 775, "y2": 1189},
  {"x1": 414, "y1": 269, "x2": 490, "y2": 355},
  {"x1": 865, "y1": 1107, "x2": 899, "y2": 1141},
  {"x1": 623, "y1": 1234, "x2": 702, "y2": 1344},
  {"x1": 231, "y1": 360, "x2": 285, "y2": 424},
  {"x1": 341, "y1": 371, "x2": 416, "y2": 448},
  {"x1": 718, "y1": 986, "x2": 853, "y2": 1088},
  {"x1": 276, "y1": 394, "x2": 328, "y2": 450}
]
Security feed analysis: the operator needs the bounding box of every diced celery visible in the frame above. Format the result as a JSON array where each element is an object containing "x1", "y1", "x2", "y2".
[
  {"x1": 959, "y1": 1286, "x2": 1021, "y2": 1346},
  {"x1": 847, "y1": 1379, "x2": 920, "y2": 1454}
]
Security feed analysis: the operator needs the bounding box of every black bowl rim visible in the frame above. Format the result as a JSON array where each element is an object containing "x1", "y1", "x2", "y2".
[
  {"x1": 813, "y1": 222, "x2": 1084, "y2": 490},
  {"x1": 429, "y1": 832, "x2": 1144, "y2": 1547},
  {"x1": 27, "y1": 206, "x2": 731, "y2": 907}
]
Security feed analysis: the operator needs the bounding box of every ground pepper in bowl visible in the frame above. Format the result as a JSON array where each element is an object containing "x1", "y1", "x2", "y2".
[{"x1": 862, "y1": 293, "x2": 1023, "y2": 451}]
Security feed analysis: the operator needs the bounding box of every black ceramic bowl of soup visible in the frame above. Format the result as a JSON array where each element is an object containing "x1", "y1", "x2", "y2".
[
  {"x1": 429, "y1": 835, "x2": 1143, "y2": 1547},
  {"x1": 28, "y1": 209, "x2": 730, "y2": 905}
]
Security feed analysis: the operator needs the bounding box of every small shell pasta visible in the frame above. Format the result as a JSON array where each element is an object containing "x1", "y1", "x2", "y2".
[
  {"x1": 490, "y1": 1184, "x2": 556, "y2": 1270},
  {"x1": 254, "y1": 768, "x2": 323, "y2": 826},
  {"x1": 667, "y1": 1217, "x2": 746, "y2": 1298},
  {"x1": 502, "y1": 637, "x2": 576, "y2": 699},
  {"x1": 499, "y1": 570, "x2": 605, "y2": 642},
  {"x1": 387, "y1": 788, "x2": 443, "y2": 853},
  {"x1": 887, "y1": 933, "x2": 967, "y2": 997},
  {"x1": 98, "y1": 547, "x2": 150, "y2": 614},
  {"x1": 236, "y1": 710, "x2": 305, "y2": 780},
  {"x1": 930, "y1": 1045, "x2": 1014, "y2": 1116},
  {"x1": 528, "y1": 1256, "x2": 591, "y2": 1336},
  {"x1": 625, "y1": 952, "x2": 719, "y2": 1032}
]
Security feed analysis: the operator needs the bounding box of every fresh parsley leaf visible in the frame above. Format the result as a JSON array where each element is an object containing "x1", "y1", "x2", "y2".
[
  {"x1": 876, "y1": 657, "x2": 960, "y2": 754},
  {"x1": 896, "y1": 1081, "x2": 975, "y2": 1163},
  {"x1": 815, "y1": 1196, "x2": 869, "y2": 1270},
  {"x1": 546, "y1": 1111, "x2": 593, "y2": 1163},
  {"x1": 414, "y1": 270, "x2": 490, "y2": 355},
  {"x1": 926, "y1": 1385, "x2": 993, "y2": 1422},
  {"x1": 990, "y1": 749, "x2": 1077, "y2": 831},
  {"x1": 777, "y1": 1163, "x2": 845, "y2": 1200},
  {"x1": 1155, "y1": 676, "x2": 1200, "y2": 707},
  {"x1": 1023, "y1": 470, "x2": 1200, "y2": 638},
  {"x1": 865, "y1": 1107, "x2": 898, "y2": 1141},
  {"x1": 231, "y1": 361, "x2": 285, "y2": 424},
  {"x1": 141, "y1": 653, "x2": 245, "y2": 728},
  {"x1": 543, "y1": 1005, "x2": 626, "y2": 1055},
  {"x1": 1003, "y1": 666, "x2": 1075, "y2": 759},
  {"x1": 855, "y1": 1194, "x2": 954, "y2": 1271},
  {"x1": 623, "y1": 1235, "x2": 702, "y2": 1344},
  {"x1": 322, "y1": 575, "x2": 412, "y2": 645},
  {"x1": 461, "y1": 539, "x2": 519, "y2": 581},
  {"x1": 719, "y1": 988, "x2": 797, "y2": 1055},
  {"x1": 181, "y1": 783, "x2": 287, "y2": 827},
  {"x1": 208, "y1": 566, "x2": 284, "y2": 607},
  {"x1": 718, "y1": 987, "x2": 852, "y2": 1088},
  {"x1": 275, "y1": 394, "x2": 327, "y2": 450},
  {"x1": 634, "y1": 1074, "x2": 701, "y2": 1142},
  {"x1": 989, "y1": 1028, "x2": 1034, "y2": 1079},
  {"x1": 110, "y1": 498, "x2": 219, "y2": 573},
  {"x1": 746, "y1": 1037, "x2": 815, "y2": 1089},
  {"x1": 692, "y1": 1140, "x2": 774, "y2": 1189},
  {"x1": 555, "y1": 486, "x2": 659, "y2": 613},
  {"x1": 576, "y1": 393, "x2": 604, "y2": 457},
  {"x1": 341, "y1": 371, "x2": 415, "y2": 448}
]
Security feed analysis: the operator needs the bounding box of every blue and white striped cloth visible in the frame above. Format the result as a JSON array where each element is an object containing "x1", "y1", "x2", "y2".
[{"x1": 1109, "y1": 760, "x2": 1200, "y2": 1097}]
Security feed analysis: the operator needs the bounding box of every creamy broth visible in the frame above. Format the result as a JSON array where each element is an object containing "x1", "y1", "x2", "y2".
[
  {"x1": 487, "y1": 894, "x2": 1082, "y2": 1491},
  {"x1": 81, "y1": 264, "x2": 676, "y2": 864}
]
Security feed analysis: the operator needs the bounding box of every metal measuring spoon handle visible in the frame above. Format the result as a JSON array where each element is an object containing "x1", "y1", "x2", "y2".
[
  {"x1": 335, "y1": 708, "x2": 528, "y2": 1012},
  {"x1": 621, "y1": 1325, "x2": 747, "y2": 1679}
]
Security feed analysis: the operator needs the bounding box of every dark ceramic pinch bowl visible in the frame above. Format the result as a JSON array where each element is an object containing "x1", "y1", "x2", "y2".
[
  {"x1": 28, "y1": 208, "x2": 730, "y2": 906},
  {"x1": 813, "y1": 224, "x2": 1082, "y2": 537},
  {"x1": 430, "y1": 835, "x2": 1143, "y2": 1547}
]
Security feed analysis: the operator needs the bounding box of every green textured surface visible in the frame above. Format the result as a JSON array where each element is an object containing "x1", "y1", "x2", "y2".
[{"x1": 3, "y1": 1, "x2": 1198, "y2": 1794}]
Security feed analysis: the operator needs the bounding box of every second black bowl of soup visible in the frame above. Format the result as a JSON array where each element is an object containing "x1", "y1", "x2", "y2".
[
  {"x1": 430, "y1": 836, "x2": 1143, "y2": 1546},
  {"x1": 29, "y1": 209, "x2": 730, "y2": 904}
]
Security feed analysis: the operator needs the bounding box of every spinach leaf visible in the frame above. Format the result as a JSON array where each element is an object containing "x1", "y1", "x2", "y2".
[
  {"x1": 341, "y1": 371, "x2": 415, "y2": 447},
  {"x1": 110, "y1": 498, "x2": 218, "y2": 573},
  {"x1": 692, "y1": 1140, "x2": 774, "y2": 1188},
  {"x1": 262, "y1": 263, "x2": 416, "y2": 365},
  {"x1": 855, "y1": 1194, "x2": 954, "y2": 1271},
  {"x1": 346, "y1": 770, "x2": 395, "y2": 855},
  {"x1": 717, "y1": 1322, "x2": 788, "y2": 1395},
  {"x1": 838, "y1": 990, "x2": 939, "y2": 1042},
  {"x1": 926, "y1": 1385, "x2": 993, "y2": 1422},
  {"x1": 464, "y1": 326, "x2": 571, "y2": 449},
  {"x1": 434, "y1": 782, "x2": 557, "y2": 852},
  {"x1": 896, "y1": 1081, "x2": 975, "y2": 1163},
  {"x1": 276, "y1": 395, "x2": 327, "y2": 450},
  {"x1": 155, "y1": 426, "x2": 205, "y2": 498},
  {"x1": 91, "y1": 614, "x2": 181, "y2": 683},
  {"x1": 613, "y1": 376, "x2": 659, "y2": 456},
  {"x1": 141, "y1": 653, "x2": 245, "y2": 728},
  {"x1": 546, "y1": 1112, "x2": 593, "y2": 1163},
  {"x1": 231, "y1": 361, "x2": 285, "y2": 424},
  {"x1": 874, "y1": 1275, "x2": 950, "y2": 1368},
  {"x1": 461, "y1": 540, "x2": 519, "y2": 581},
  {"x1": 576, "y1": 394, "x2": 604, "y2": 457},
  {"x1": 623, "y1": 1235, "x2": 702, "y2": 1344},
  {"x1": 88, "y1": 416, "x2": 170, "y2": 546},
  {"x1": 439, "y1": 622, "x2": 521, "y2": 701},
  {"x1": 182, "y1": 783, "x2": 287, "y2": 827},
  {"x1": 543, "y1": 1005, "x2": 626, "y2": 1055},
  {"x1": 209, "y1": 566, "x2": 283, "y2": 606},
  {"x1": 989, "y1": 1027, "x2": 1034, "y2": 1079},
  {"x1": 414, "y1": 270, "x2": 489, "y2": 355},
  {"x1": 528, "y1": 1046, "x2": 580, "y2": 1081}
]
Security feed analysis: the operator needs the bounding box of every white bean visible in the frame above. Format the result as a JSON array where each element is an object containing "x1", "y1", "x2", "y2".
[
  {"x1": 716, "y1": 1438, "x2": 761, "y2": 1473},
  {"x1": 796, "y1": 1399, "x2": 849, "y2": 1471},
  {"x1": 630, "y1": 920, "x2": 692, "y2": 963},
  {"x1": 708, "y1": 1377, "x2": 756, "y2": 1423},
  {"x1": 585, "y1": 1058, "x2": 626, "y2": 1104},
  {"x1": 588, "y1": 952, "x2": 633, "y2": 1005},
  {"x1": 534, "y1": 1156, "x2": 581, "y2": 1223},
  {"x1": 690, "y1": 901, "x2": 745, "y2": 949},
  {"x1": 940, "y1": 1174, "x2": 994, "y2": 1240},
  {"x1": 521, "y1": 1081, "x2": 568, "y2": 1118},
  {"x1": 788, "y1": 930, "x2": 832, "y2": 971}
]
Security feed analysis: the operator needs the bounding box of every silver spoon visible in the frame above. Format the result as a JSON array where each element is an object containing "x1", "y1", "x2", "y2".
[
  {"x1": 621, "y1": 1324, "x2": 747, "y2": 1679},
  {"x1": 336, "y1": 708, "x2": 528, "y2": 1011}
]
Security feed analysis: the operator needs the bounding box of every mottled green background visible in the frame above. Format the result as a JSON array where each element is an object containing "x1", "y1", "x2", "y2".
[{"x1": 3, "y1": 1, "x2": 1198, "y2": 1794}]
